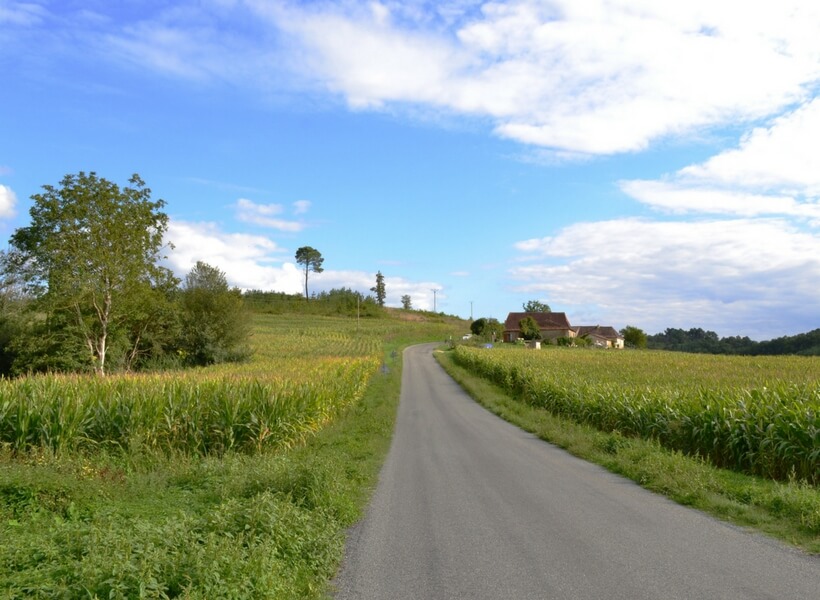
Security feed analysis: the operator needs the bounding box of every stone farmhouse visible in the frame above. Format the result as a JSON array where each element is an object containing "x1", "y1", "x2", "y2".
[
  {"x1": 572, "y1": 325, "x2": 625, "y2": 349},
  {"x1": 502, "y1": 312, "x2": 624, "y2": 348}
]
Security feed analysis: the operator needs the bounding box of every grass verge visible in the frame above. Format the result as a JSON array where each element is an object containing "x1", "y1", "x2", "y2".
[
  {"x1": 0, "y1": 343, "x2": 406, "y2": 599},
  {"x1": 435, "y1": 348, "x2": 820, "y2": 555}
]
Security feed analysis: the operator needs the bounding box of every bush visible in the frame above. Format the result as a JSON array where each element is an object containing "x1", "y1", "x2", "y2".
[{"x1": 179, "y1": 262, "x2": 252, "y2": 366}]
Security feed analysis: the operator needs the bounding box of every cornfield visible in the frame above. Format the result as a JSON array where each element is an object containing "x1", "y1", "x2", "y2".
[
  {"x1": 452, "y1": 345, "x2": 820, "y2": 483},
  {"x1": 0, "y1": 314, "x2": 384, "y2": 455}
]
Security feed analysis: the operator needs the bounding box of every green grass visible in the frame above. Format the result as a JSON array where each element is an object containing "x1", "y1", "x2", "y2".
[
  {"x1": 435, "y1": 348, "x2": 820, "y2": 555},
  {"x1": 0, "y1": 314, "x2": 463, "y2": 599}
]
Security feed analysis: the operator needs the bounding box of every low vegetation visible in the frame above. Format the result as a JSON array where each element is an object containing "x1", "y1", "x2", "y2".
[
  {"x1": 450, "y1": 345, "x2": 819, "y2": 483},
  {"x1": 0, "y1": 312, "x2": 466, "y2": 598}
]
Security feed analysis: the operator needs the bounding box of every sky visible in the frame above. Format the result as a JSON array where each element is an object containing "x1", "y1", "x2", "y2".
[{"x1": 1, "y1": 0, "x2": 819, "y2": 341}]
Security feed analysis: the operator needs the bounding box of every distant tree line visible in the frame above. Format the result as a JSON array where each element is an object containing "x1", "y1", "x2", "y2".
[
  {"x1": 647, "y1": 327, "x2": 820, "y2": 356},
  {"x1": 243, "y1": 288, "x2": 383, "y2": 317}
]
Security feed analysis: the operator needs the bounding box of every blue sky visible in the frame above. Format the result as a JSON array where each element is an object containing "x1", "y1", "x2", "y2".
[{"x1": 2, "y1": 0, "x2": 819, "y2": 340}]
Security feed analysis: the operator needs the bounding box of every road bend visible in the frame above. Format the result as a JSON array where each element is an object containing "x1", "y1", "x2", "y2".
[{"x1": 332, "y1": 343, "x2": 819, "y2": 600}]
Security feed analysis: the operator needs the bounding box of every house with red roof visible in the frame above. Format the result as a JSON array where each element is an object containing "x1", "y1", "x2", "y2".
[
  {"x1": 502, "y1": 312, "x2": 575, "y2": 343},
  {"x1": 503, "y1": 312, "x2": 624, "y2": 348}
]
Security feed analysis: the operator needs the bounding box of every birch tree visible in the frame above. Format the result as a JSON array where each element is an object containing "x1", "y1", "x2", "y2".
[{"x1": 4, "y1": 172, "x2": 174, "y2": 375}]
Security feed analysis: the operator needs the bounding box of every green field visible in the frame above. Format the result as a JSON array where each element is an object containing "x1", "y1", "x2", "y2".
[
  {"x1": 437, "y1": 346, "x2": 820, "y2": 553},
  {"x1": 4, "y1": 315, "x2": 818, "y2": 597},
  {"x1": 0, "y1": 312, "x2": 465, "y2": 599},
  {"x1": 451, "y1": 345, "x2": 819, "y2": 483}
]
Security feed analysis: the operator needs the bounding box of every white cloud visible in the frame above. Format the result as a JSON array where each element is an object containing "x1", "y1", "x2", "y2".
[
  {"x1": 165, "y1": 220, "x2": 443, "y2": 304},
  {"x1": 619, "y1": 100, "x2": 820, "y2": 223},
  {"x1": 234, "y1": 198, "x2": 306, "y2": 231},
  {"x1": 0, "y1": 2, "x2": 48, "y2": 26},
  {"x1": 679, "y1": 98, "x2": 820, "y2": 196},
  {"x1": 0, "y1": 184, "x2": 18, "y2": 219},
  {"x1": 292, "y1": 199, "x2": 311, "y2": 214},
  {"x1": 262, "y1": 0, "x2": 820, "y2": 155},
  {"x1": 100, "y1": 3, "x2": 282, "y2": 85},
  {"x1": 620, "y1": 180, "x2": 820, "y2": 220},
  {"x1": 543, "y1": 93, "x2": 820, "y2": 339},
  {"x1": 64, "y1": 0, "x2": 819, "y2": 156},
  {"x1": 512, "y1": 218, "x2": 820, "y2": 339},
  {"x1": 165, "y1": 220, "x2": 302, "y2": 293},
  {"x1": 383, "y1": 275, "x2": 445, "y2": 311}
]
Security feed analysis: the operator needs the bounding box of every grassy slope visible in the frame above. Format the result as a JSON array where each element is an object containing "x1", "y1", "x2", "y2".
[
  {"x1": 0, "y1": 313, "x2": 466, "y2": 599},
  {"x1": 435, "y1": 348, "x2": 820, "y2": 555}
]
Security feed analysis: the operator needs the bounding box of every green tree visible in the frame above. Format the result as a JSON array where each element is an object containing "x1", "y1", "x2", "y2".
[
  {"x1": 401, "y1": 294, "x2": 412, "y2": 310},
  {"x1": 0, "y1": 272, "x2": 26, "y2": 375},
  {"x1": 179, "y1": 261, "x2": 251, "y2": 366},
  {"x1": 295, "y1": 246, "x2": 324, "y2": 300},
  {"x1": 470, "y1": 317, "x2": 487, "y2": 336},
  {"x1": 121, "y1": 269, "x2": 181, "y2": 371},
  {"x1": 523, "y1": 299, "x2": 551, "y2": 312},
  {"x1": 519, "y1": 316, "x2": 542, "y2": 340},
  {"x1": 370, "y1": 271, "x2": 386, "y2": 306},
  {"x1": 3, "y1": 172, "x2": 175, "y2": 375},
  {"x1": 621, "y1": 325, "x2": 647, "y2": 349},
  {"x1": 471, "y1": 317, "x2": 503, "y2": 341}
]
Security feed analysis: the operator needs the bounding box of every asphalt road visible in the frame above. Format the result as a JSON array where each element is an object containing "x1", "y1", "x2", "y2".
[{"x1": 332, "y1": 343, "x2": 820, "y2": 600}]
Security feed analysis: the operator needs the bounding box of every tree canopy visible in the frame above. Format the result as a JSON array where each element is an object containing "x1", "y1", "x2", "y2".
[
  {"x1": 518, "y1": 316, "x2": 542, "y2": 340},
  {"x1": 620, "y1": 325, "x2": 648, "y2": 349},
  {"x1": 295, "y1": 246, "x2": 324, "y2": 300},
  {"x1": 179, "y1": 261, "x2": 251, "y2": 366},
  {"x1": 522, "y1": 299, "x2": 551, "y2": 312},
  {"x1": 371, "y1": 271, "x2": 386, "y2": 307},
  {"x1": 3, "y1": 172, "x2": 174, "y2": 375},
  {"x1": 470, "y1": 317, "x2": 503, "y2": 341}
]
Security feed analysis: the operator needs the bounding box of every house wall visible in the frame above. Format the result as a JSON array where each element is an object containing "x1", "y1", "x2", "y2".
[
  {"x1": 504, "y1": 329, "x2": 576, "y2": 343},
  {"x1": 540, "y1": 329, "x2": 575, "y2": 341}
]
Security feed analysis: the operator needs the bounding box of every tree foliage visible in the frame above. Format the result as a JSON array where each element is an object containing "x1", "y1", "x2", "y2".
[
  {"x1": 401, "y1": 294, "x2": 412, "y2": 310},
  {"x1": 470, "y1": 318, "x2": 487, "y2": 336},
  {"x1": 3, "y1": 172, "x2": 175, "y2": 375},
  {"x1": 522, "y1": 299, "x2": 551, "y2": 312},
  {"x1": 646, "y1": 327, "x2": 820, "y2": 356},
  {"x1": 295, "y1": 246, "x2": 324, "y2": 300},
  {"x1": 470, "y1": 317, "x2": 503, "y2": 340},
  {"x1": 620, "y1": 325, "x2": 648, "y2": 349},
  {"x1": 370, "y1": 271, "x2": 386, "y2": 307},
  {"x1": 243, "y1": 288, "x2": 380, "y2": 317},
  {"x1": 519, "y1": 316, "x2": 542, "y2": 340},
  {"x1": 179, "y1": 262, "x2": 251, "y2": 366}
]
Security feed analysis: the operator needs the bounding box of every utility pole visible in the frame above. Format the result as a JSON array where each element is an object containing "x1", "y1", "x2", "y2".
[{"x1": 470, "y1": 300, "x2": 473, "y2": 321}]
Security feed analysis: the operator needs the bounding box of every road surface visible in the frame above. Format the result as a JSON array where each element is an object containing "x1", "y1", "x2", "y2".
[{"x1": 332, "y1": 343, "x2": 819, "y2": 599}]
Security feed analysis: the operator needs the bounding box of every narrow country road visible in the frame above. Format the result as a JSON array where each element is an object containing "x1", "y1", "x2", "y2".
[{"x1": 332, "y1": 343, "x2": 820, "y2": 600}]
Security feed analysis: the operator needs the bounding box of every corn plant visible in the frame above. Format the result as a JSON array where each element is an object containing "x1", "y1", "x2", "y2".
[
  {"x1": 0, "y1": 314, "x2": 388, "y2": 456},
  {"x1": 453, "y1": 345, "x2": 820, "y2": 483}
]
